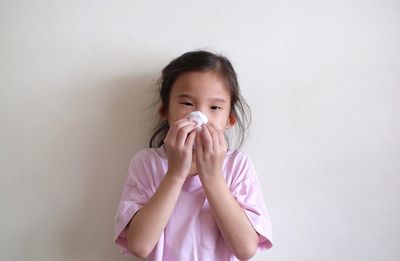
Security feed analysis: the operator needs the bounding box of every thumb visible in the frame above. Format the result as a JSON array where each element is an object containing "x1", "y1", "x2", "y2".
[
  {"x1": 186, "y1": 130, "x2": 197, "y2": 147},
  {"x1": 195, "y1": 133, "x2": 203, "y2": 157}
]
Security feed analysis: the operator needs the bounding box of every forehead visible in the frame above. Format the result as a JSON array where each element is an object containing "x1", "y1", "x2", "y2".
[{"x1": 171, "y1": 71, "x2": 231, "y2": 100}]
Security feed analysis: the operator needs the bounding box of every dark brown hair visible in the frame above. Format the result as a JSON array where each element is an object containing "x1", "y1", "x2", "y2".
[{"x1": 149, "y1": 50, "x2": 251, "y2": 149}]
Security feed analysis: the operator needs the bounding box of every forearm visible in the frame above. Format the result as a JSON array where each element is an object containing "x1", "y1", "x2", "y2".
[
  {"x1": 126, "y1": 172, "x2": 185, "y2": 258},
  {"x1": 201, "y1": 175, "x2": 259, "y2": 260}
]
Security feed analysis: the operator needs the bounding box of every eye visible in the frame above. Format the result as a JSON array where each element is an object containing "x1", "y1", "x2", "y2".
[
  {"x1": 181, "y1": 102, "x2": 193, "y2": 106},
  {"x1": 210, "y1": 106, "x2": 222, "y2": 110}
]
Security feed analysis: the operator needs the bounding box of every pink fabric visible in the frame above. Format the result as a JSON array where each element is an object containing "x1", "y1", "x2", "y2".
[{"x1": 114, "y1": 146, "x2": 273, "y2": 260}]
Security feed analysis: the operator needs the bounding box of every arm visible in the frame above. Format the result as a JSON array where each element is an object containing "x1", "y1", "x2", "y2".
[
  {"x1": 127, "y1": 119, "x2": 197, "y2": 258},
  {"x1": 126, "y1": 172, "x2": 185, "y2": 258},
  {"x1": 201, "y1": 175, "x2": 259, "y2": 260},
  {"x1": 195, "y1": 122, "x2": 259, "y2": 260}
]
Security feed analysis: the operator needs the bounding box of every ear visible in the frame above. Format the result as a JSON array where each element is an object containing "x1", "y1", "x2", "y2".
[
  {"x1": 157, "y1": 102, "x2": 167, "y2": 120},
  {"x1": 225, "y1": 113, "x2": 237, "y2": 129}
]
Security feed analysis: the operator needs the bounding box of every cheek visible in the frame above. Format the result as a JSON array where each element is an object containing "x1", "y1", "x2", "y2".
[
  {"x1": 205, "y1": 121, "x2": 224, "y2": 133},
  {"x1": 208, "y1": 115, "x2": 230, "y2": 129},
  {"x1": 167, "y1": 107, "x2": 189, "y2": 122}
]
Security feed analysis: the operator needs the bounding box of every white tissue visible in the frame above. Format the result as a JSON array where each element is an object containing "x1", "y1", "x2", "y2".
[{"x1": 186, "y1": 111, "x2": 208, "y2": 132}]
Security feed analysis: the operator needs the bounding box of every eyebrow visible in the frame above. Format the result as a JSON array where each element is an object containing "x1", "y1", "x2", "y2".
[{"x1": 177, "y1": 94, "x2": 226, "y2": 103}]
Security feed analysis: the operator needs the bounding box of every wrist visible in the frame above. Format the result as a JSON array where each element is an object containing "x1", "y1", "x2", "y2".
[
  {"x1": 165, "y1": 170, "x2": 187, "y2": 185},
  {"x1": 200, "y1": 172, "x2": 225, "y2": 188}
]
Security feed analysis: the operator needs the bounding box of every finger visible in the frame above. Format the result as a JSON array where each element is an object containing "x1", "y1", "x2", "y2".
[
  {"x1": 166, "y1": 119, "x2": 195, "y2": 143},
  {"x1": 185, "y1": 129, "x2": 197, "y2": 148},
  {"x1": 208, "y1": 121, "x2": 227, "y2": 149},
  {"x1": 200, "y1": 125, "x2": 213, "y2": 155},
  {"x1": 176, "y1": 125, "x2": 197, "y2": 148},
  {"x1": 196, "y1": 134, "x2": 203, "y2": 159},
  {"x1": 165, "y1": 118, "x2": 185, "y2": 140},
  {"x1": 206, "y1": 122, "x2": 223, "y2": 146},
  {"x1": 169, "y1": 118, "x2": 189, "y2": 130},
  {"x1": 206, "y1": 123, "x2": 221, "y2": 151},
  {"x1": 171, "y1": 119, "x2": 195, "y2": 135}
]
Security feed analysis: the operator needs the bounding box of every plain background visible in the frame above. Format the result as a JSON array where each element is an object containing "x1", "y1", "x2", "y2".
[{"x1": 1, "y1": 1, "x2": 399, "y2": 260}]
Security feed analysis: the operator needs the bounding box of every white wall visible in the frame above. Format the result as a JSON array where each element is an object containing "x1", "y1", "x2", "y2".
[{"x1": 1, "y1": 1, "x2": 399, "y2": 260}]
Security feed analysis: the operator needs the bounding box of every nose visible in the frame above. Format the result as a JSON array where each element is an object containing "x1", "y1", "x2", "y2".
[
  {"x1": 194, "y1": 104, "x2": 210, "y2": 116},
  {"x1": 193, "y1": 108, "x2": 209, "y2": 121},
  {"x1": 188, "y1": 110, "x2": 208, "y2": 122}
]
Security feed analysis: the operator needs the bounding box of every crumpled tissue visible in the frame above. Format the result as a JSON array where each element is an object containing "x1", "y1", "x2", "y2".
[{"x1": 186, "y1": 111, "x2": 208, "y2": 132}]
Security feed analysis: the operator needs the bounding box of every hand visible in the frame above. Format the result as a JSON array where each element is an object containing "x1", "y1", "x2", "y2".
[
  {"x1": 195, "y1": 122, "x2": 227, "y2": 182},
  {"x1": 164, "y1": 118, "x2": 198, "y2": 181}
]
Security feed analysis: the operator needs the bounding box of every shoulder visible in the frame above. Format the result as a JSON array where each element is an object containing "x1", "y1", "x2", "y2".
[
  {"x1": 130, "y1": 147, "x2": 165, "y2": 162},
  {"x1": 128, "y1": 147, "x2": 166, "y2": 171},
  {"x1": 224, "y1": 149, "x2": 255, "y2": 179},
  {"x1": 125, "y1": 147, "x2": 167, "y2": 185},
  {"x1": 225, "y1": 149, "x2": 252, "y2": 166}
]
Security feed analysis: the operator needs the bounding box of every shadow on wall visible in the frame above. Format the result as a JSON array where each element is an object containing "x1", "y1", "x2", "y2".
[{"x1": 58, "y1": 72, "x2": 159, "y2": 261}]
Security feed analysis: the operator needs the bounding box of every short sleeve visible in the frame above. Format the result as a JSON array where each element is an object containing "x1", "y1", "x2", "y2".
[
  {"x1": 113, "y1": 151, "x2": 156, "y2": 256},
  {"x1": 230, "y1": 153, "x2": 273, "y2": 251}
]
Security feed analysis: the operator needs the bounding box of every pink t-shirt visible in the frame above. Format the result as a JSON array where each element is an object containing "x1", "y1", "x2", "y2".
[{"x1": 114, "y1": 145, "x2": 273, "y2": 260}]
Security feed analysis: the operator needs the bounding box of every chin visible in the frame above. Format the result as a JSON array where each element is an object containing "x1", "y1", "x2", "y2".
[
  {"x1": 187, "y1": 149, "x2": 198, "y2": 174},
  {"x1": 188, "y1": 166, "x2": 197, "y2": 175},
  {"x1": 189, "y1": 161, "x2": 198, "y2": 175}
]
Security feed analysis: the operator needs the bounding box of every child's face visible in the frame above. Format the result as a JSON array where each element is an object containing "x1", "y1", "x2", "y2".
[{"x1": 165, "y1": 71, "x2": 236, "y2": 131}]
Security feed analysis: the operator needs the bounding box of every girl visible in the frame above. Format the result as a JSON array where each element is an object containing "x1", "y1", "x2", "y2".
[{"x1": 114, "y1": 50, "x2": 273, "y2": 260}]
